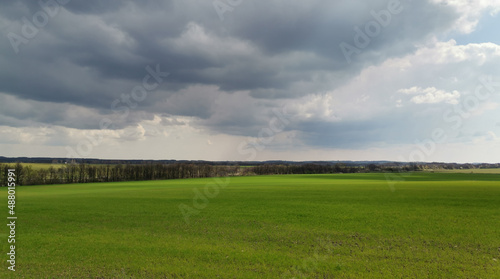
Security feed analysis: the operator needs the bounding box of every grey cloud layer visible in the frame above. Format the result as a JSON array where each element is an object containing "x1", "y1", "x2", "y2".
[{"x1": 0, "y1": 0, "x2": 475, "y2": 150}]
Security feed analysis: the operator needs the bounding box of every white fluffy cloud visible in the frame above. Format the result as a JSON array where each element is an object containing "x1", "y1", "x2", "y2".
[
  {"x1": 430, "y1": 0, "x2": 500, "y2": 33},
  {"x1": 399, "y1": 87, "x2": 461, "y2": 104}
]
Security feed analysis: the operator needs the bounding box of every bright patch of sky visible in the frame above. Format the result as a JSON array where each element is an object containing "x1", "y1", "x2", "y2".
[{"x1": 451, "y1": 12, "x2": 500, "y2": 45}]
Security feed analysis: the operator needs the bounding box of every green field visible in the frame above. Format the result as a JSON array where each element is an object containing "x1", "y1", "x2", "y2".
[
  {"x1": 2, "y1": 173, "x2": 500, "y2": 278},
  {"x1": 427, "y1": 168, "x2": 500, "y2": 174}
]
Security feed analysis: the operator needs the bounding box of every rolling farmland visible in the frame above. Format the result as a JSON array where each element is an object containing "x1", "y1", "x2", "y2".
[{"x1": 2, "y1": 173, "x2": 500, "y2": 278}]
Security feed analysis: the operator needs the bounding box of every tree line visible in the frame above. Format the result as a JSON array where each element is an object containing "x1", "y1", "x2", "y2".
[
  {"x1": 1, "y1": 161, "x2": 498, "y2": 186},
  {"x1": 241, "y1": 163, "x2": 422, "y2": 176},
  {"x1": 0, "y1": 163, "x2": 240, "y2": 186},
  {"x1": 0, "y1": 162, "x2": 405, "y2": 186}
]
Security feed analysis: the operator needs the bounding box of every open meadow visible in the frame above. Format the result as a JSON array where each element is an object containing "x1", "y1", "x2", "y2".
[
  {"x1": 2, "y1": 172, "x2": 500, "y2": 278},
  {"x1": 427, "y1": 168, "x2": 500, "y2": 174}
]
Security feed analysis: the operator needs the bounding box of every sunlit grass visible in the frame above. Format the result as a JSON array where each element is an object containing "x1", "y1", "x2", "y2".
[
  {"x1": 426, "y1": 168, "x2": 500, "y2": 174},
  {"x1": 1, "y1": 173, "x2": 499, "y2": 278}
]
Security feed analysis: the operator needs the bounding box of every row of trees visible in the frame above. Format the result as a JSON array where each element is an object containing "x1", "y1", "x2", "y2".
[
  {"x1": 247, "y1": 163, "x2": 359, "y2": 175},
  {"x1": 2, "y1": 161, "x2": 496, "y2": 187},
  {"x1": 0, "y1": 163, "x2": 241, "y2": 186},
  {"x1": 244, "y1": 163, "x2": 422, "y2": 176},
  {"x1": 1, "y1": 162, "x2": 402, "y2": 186}
]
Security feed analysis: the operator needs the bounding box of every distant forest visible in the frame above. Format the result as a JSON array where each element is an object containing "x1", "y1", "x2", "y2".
[{"x1": 1, "y1": 159, "x2": 499, "y2": 186}]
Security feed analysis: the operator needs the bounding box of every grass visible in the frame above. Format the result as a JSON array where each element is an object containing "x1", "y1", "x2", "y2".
[
  {"x1": 426, "y1": 168, "x2": 500, "y2": 174},
  {"x1": 1, "y1": 173, "x2": 500, "y2": 278}
]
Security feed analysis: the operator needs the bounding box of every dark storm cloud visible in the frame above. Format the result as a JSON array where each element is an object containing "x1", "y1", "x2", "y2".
[{"x1": 0, "y1": 0, "x2": 465, "y2": 148}]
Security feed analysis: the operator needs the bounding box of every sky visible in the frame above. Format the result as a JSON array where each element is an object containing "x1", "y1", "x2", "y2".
[{"x1": 0, "y1": 0, "x2": 500, "y2": 163}]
